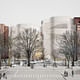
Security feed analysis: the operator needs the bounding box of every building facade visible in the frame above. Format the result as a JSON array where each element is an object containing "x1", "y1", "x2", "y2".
[
  {"x1": 0, "y1": 24, "x2": 9, "y2": 59},
  {"x1": 73, "y1": 17, "x2": 80, "y2": 60},
  {"x1": 41, "y1": 16, "x2": 72, "y2": 59}
]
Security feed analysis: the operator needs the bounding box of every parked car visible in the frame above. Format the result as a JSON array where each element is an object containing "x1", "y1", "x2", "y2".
[
  {"x1": 30, "y1": 60, "x2": 37, "y2": 64},
  {"x1": 44, "y1": 59, "x2": 53, "y2": 66}
]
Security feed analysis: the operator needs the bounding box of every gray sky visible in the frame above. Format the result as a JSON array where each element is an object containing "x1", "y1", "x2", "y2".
[{"x1": 0, "y1": 0, "x2": 80, "y2": 29}]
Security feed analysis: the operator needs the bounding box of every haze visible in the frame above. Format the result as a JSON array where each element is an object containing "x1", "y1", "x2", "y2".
[{"x1": 0, "y1": 0, "x2": 80, "y2": 29}]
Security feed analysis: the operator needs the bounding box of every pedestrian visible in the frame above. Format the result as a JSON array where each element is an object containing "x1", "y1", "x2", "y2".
[
  {"x1": 64, "y1": 70, "x2": 68, "y2": 77},
  {"x1": 3, "y1": 73, "x2": 7, "y2": 79},
  {"x1": 0, "y1": 73, "x2": 2, "y2": 79},
  {"x1": 72, "y1": 69, "x2": 74, "y2": 77}
]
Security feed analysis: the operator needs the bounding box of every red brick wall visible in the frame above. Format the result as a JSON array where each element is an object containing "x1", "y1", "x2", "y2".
[
  {"x1": 0, "y1": 24, "x2": 9, "y2": 59},
  {"x1": 74, "y1": 17, "x2": 80, "y2": 25},
  {"x1": 74, "y1": 17, "x2": 80, "y2": 60}
]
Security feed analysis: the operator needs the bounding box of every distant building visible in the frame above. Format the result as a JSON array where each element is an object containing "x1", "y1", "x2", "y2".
[
  {"x1": 0, "y1": 24, "x2": 9, "y2": 59},
  {"x1": 9, "y1": 24, "x2": 39, "y2": 38},
  {"x1": 41, "y1": 16, "x2": 72, "y2": 59}
]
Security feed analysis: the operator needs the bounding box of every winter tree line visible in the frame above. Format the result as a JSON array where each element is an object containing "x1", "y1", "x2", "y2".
[
  {"x1": 57, "y1": 30, "x2": 77, "y2": 68},
  {"x1": 8, "y1": 28, "x2": 43, "y2": 67},
  {"x1": 0, "y1": 27, "x2": 78, "y2": 68}
]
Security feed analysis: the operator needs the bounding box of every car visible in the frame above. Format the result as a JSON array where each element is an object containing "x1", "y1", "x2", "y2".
[
  {"x1": 30, "y1": 60, "x2": 37, "y2": 64},
  {"x1": 44, "y1": 59, "x2": 54, "y2": 66},
  {"x1": 12, "y1": 64, "x2": 18, "y2": 67}
]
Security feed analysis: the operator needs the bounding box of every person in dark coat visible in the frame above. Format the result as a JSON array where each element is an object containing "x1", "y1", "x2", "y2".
[
  {"x1": 72, "y1": 69, "x2": 74, "y2": 77},
  {"x1": 3, "y1": 73, "x2": 7, "y2": 79}
]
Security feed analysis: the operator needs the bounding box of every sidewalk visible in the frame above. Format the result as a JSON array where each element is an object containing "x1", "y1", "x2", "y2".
[
  {"x1": 0, "y1": 66, "x2": 9, "y2": 77},
  {"x1": 55, "y1": 66, "x2": 80, "y2": 80}
]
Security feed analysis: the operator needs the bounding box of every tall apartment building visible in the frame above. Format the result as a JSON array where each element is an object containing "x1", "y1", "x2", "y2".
[
  {"x1": 0, "y1": 24, "x2": 9, "y2": 59},
  {"x1": 41, "y1": 16, "x2": 72, "y2": 59}
]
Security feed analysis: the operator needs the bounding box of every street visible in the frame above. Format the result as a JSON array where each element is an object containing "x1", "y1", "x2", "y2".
[
  {"x1": 6, "y1": 65, "x2": 65, "y2": 80},
  {"x1": 0, "y1": 65, "x2": 80, "y2": 80}
]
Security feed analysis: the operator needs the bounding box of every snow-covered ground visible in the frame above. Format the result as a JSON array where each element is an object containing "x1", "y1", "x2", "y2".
[{"x1": 1, "y1": 65, "x2": 80, "y2": 80}]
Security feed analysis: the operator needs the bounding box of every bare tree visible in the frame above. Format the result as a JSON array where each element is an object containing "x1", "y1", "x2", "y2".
[
  {"x1": 58, "y1": 31, "x2": 76, "y2": 68},
  {"x1": 16, "y1": 28, "x2": 40, "y2": 66}
]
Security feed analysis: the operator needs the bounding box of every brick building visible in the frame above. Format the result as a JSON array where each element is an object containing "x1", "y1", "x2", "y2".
[
  {"x1": 73, "y1": 17, "x2": 80, "y2": 60},
  {"x1": 0, "y1": 24, "x2": 9, "y2": 59}
]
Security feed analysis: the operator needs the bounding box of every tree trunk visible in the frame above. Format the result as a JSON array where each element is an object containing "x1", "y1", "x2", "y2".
[
  {"x1": 0, "y1": 60, "x2": 1, "y2": 69},
  {"x1": 67, "y1": 60, "x2": 69, "y2": 68},
  {"x1": 65, "y1": 59, "x2": 67, "y2": 66},
  {"x1": 27, "y1": 50, "x2": 31, "y2": 67},
  {"x1": 27, "y1": 56, "x2": 30, "y2": 66},
  {"x1": 53, "y1": 57, "x2": 57, "y2": 67},
  {"x1": 72, "y1": 56, "x2": 74, "y2": 66},
  {"x1": 0, "y1": 54, "x2": 1, "y2": 69}
]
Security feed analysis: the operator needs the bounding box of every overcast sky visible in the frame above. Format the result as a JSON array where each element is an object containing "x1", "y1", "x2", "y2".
[{"x1": 0, "y1": 0, "x2": 80, "y2": 29}]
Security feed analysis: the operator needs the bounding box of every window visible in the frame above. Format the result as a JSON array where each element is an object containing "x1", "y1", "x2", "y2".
[{"x1": 78, "y1": 21, "x2": 80, "y2": 23}]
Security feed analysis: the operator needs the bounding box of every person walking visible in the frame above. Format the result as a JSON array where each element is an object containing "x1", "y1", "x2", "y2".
[
  {"x1": 3, "y1": 73, "x2": 7, "y2": 79},
  {"x1": 0, "y1": 73, "x2": 2, "y2": 79},
  {"x1": 72, "y1": 69, "x2": 74, "y2": 77}
]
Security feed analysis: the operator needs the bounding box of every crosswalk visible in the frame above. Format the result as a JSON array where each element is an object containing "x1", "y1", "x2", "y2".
[
  {"x1": 1, "y1": 66, "x2": 80, "y2": 80},
  {"x1": 6, "y1": 66, "x2": 65, "y2": 80}
]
